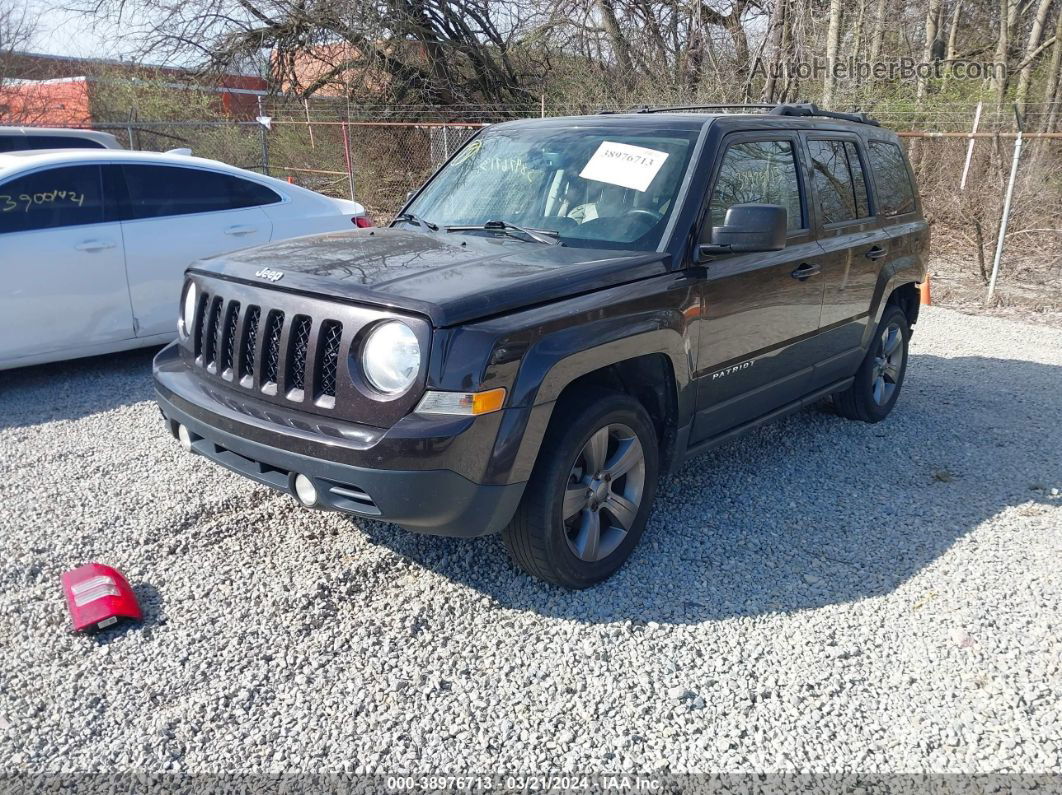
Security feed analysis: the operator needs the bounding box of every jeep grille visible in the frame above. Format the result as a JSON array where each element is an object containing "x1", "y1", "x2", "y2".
[
  {"x1": 184, "y1": 276, "x2": 428, "y2": 425},
  {"x1": 190, "y1": 289, "x2": 348, "y2": 408},
  {"x1": 203, "y1": 296, "x2": 223, "y2": 370},
  {"x1": 221, "y1": 301, "x2": 240, "y2": 375},
  {"x1": 262, "y1": 310, "x2": 284, "y2": 388},
  {"x1": 239, "y1": 306, "x2": 260, "y2": 380},
  {"x1": 317, "y1": 320, "x2": 342, "y2": 399},
  {"x1": 286, "y1": 315, "x2": 312, "y2": 394}
]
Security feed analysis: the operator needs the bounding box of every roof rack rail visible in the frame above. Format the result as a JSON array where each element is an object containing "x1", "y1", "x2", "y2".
[
  {"x1": 595, "y1": 101, "x2": 880, "y2": 126},
  {"x1": 768, "y1": 102, "x2": 880, "y2": 126},
  {"x1": 606, "y1": 103, "x2": 777, "y2": 114}
]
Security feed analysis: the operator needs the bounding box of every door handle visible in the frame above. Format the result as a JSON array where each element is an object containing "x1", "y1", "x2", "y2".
[
  {"x1": 74, "y1": 239, "x2": 116, "y2": 252},
  {"x1": 865, "y1": 245, "x2": 888, "y2": 260},
  {"x1": 225, "y1": 225, "x2": 258, "y2": 236},
  {"x1": 790, "y1": 262, "x2": 821, "y2": 281}
]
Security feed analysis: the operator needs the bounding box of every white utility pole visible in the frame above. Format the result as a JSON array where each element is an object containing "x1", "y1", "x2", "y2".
[{"x1": 987, "y1": 107, "x2": 1024, "y2": 304}]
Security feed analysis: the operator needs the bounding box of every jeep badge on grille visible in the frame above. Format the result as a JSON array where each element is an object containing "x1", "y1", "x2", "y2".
[{"x1": 255, "y1": 268, "x2": 284, "y2": 282}]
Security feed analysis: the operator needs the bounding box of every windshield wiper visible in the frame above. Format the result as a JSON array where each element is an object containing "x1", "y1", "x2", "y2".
[
  {"x1": 395, "y1": 212, "x2": 439, "y2": 232},
  {"x1": 445, "y1": 219, "x2": 561, "y2": 245}
]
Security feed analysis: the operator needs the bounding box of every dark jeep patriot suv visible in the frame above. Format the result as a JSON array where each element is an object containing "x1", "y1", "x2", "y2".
[{"x1": 154, "y1": 103, "x2": 928, "y2": 588}]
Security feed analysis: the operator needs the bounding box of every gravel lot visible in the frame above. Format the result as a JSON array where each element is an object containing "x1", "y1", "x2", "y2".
[{"x1": 0, "y1": 306, "x2": 1059, "y2": 777}]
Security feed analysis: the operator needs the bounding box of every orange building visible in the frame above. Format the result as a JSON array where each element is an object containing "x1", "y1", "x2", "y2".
[
  {"x1": 0, "y1": 51, "x2": 268, "y2": 126},
  {"x1": 0, "y1": 77, "x2": 94, "y2": 126},
  {"x1": 273, "y1": 42, "x2": 426, "y2": 97}
]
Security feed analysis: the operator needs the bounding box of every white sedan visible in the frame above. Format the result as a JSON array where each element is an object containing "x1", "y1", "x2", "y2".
[{"x1": 0, "y1": 149, "x2": 369, "y2": 370}]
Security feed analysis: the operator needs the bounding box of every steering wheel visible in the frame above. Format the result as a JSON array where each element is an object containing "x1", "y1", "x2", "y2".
[{"x1": 623, "y1": 209, "x2": 663, "y2": 225}]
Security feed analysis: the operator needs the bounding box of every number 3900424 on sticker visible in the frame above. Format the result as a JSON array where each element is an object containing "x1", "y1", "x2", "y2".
[{"x1": 579, "y1": 141, "x2": 669, "y2": 192}]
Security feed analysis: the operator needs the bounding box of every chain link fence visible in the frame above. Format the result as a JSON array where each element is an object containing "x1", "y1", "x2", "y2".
[
  {"x1": 91, "y1": 118, "x2": 484, "y2": 222},
  {"x1": 904, "y1": 133, "x2": 1062, "y2": 312},
  {"x1": 80, "y1": 100, "x2": 1061, "y2": 314},
  {"x1": 268, "y1": 121, "x2": 482, "y2": 220}
]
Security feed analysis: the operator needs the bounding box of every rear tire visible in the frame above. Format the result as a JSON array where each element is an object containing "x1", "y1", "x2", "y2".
[
  {"x1": 503, "y1": 389, "x2": 659, "y2": 588},
  {"x1": 834, "y1": 304, "x2": 910, "y2": 423}
]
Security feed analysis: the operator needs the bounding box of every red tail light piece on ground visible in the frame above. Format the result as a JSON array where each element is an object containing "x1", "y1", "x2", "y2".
[
  {"x1": 61, "y1": 563, "x2": 142, "y2": 633},
  {"x1": 353, "y1": 215, "x2": 374, "y2": 228}
]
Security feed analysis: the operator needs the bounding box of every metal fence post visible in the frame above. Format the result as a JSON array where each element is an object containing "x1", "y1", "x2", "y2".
[
  {"x1": 125, "y1": 107, "x2": 138, "y2": 150},
  {"x1": 257, "y1": 97, "x2": 270, "y2": 176},
  {"x1": 304, "y1": 98, "x2": 315, "y2": 149},
  {"x1": 987, "y1": 107, "x2": 1024, "y2": 304},
  {"x1": 341, "y1": 122, "x2": 356, "y2": 202},
  {"x1": 959, "y1": 100, "x2": 982, "y2": 190},
  {"x1": 260, "y1": 124, "x2": 270, "y2": 176}
]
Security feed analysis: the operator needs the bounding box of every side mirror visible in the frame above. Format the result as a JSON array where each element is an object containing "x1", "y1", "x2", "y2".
[{"x1": 698, "y1": 203, "x2": 787, "y2": 260}]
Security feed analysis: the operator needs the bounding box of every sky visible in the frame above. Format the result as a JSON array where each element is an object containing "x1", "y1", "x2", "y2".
[{"x1": 23, "y1": 0, "x2": 143, "y2": 60}]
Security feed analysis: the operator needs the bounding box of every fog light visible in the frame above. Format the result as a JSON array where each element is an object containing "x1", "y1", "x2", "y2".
[
  {"x1": 294, "y1": 474, "x2": 318, "y2": 506},
  {"x1": 177, "y1": 424, "x2": 193, "y2": 452}
]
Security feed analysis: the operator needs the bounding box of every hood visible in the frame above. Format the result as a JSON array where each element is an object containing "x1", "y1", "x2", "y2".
[{"x1": 190, "y1": 227, "x2": 669, "y2": 327}]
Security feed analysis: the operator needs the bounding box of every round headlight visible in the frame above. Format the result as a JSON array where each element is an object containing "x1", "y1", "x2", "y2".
[
  {"x1": 361, "y1": 321, "x2": 421, "y2": 394},
  {"x1": 180, "y1": 282, "x2": 197, "y2": 337}
]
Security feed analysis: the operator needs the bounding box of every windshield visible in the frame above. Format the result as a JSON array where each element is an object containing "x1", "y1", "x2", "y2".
[{"x1": 403, "y1": 125, "x2": 699, "y2": 250}]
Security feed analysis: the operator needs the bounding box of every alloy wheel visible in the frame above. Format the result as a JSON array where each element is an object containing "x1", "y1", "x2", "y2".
[
  {"x1": 871, "y1": 322, "x2": 904, "y2": 405},
  {"x1": 561, "y1": 423, "x2": 646, "y2": 562}
]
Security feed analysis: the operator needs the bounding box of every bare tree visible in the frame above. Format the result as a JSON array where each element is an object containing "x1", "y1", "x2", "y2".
[
  {"x1": 66, "y1": 0, "x2": 1062, "y2": 122},
  {"x1": 1014, "y1": 0, "x2": 1056, "y2": 117},
  {"x1": 849, "y1": 0, "x2": 866, "y2": 61},
  {"x1": 0, "y1": 1, "x2": 41, "y2": 122},
  {"x1": 915, "y1": 0, "x2": 943, "y2": 100},
  {"x1": 82, "y1": 0, "x2": 538, "y2": 109},
  {"x1": 990, "y1": 0, "x2": 1011, "y2": 104},
  {"x1": 1, "y1": 1, "x2": 37, "y2": 78},
  {"x1": 823, "y1": 0, "x2": 842, "y2": 106},
  {"x1": 760, "y1": 0, "x2": 789, "y2": 101},
  {"x1": 1039, "y1": 6, "x2": 1062, "y2": 131},
  {"x1": 594, "y1": 0, "x2": 636, "y2": 80},
  {"x1": 867, "y1": 0, "x2": 887, "y2": 62}
]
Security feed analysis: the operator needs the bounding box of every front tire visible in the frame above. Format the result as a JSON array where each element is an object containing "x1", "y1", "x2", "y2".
[
  {"x1": 503, "y1": 390, "x2": 659, "y2": 588},
  {"x1": 834, "y1": 304, "x2": 910, "y2": 423}
]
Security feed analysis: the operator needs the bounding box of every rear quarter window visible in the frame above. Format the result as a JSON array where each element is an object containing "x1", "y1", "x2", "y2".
[
  {"x1": 120, "y1": 164, "x2": 282, "y2": 220},
  {"x1": 868, "y1": 141, "x2": 916, "y2": 216}
]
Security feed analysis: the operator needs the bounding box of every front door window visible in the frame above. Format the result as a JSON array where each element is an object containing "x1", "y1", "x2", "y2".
[{"x1": 707, "y1": 140, "x2": 804, "y2": 233}]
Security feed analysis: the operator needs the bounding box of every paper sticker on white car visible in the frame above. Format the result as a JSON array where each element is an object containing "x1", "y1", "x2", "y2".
[{"x1": 579, "y1": 141, "x2": 670, "y2": 192}]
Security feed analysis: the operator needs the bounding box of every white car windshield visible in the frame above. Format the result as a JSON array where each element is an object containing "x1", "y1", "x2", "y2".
[{"x1": 404, "y1": 126, "x2": 699, "y2": 250}]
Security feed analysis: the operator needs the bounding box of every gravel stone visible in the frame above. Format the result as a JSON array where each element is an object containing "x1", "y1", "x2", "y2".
[{"x1": 0, "y1": 306, "x2": 1060, "y2": 774}]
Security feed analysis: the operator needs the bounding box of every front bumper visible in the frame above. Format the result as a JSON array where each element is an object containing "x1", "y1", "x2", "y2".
[{"x1": 153, "y1": 344, "x2": 525, "y2": 537}]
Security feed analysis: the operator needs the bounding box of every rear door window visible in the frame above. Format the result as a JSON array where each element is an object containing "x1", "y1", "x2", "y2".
[
  {"x1": 843, "y1": 142, "x2": 871, "y2": 218},
  {"x1": 120, "y1": 164, "x2": 281, "y2": 220},
  {"x1": 0, "y1": 165, "x2": 106, "y2": 233},
  {"x1": 807, "y1": 139, "x2": 872, "y2": 225},
  {"x1": 868, "y1": 141, "x2": 916, "y2": 216}
]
